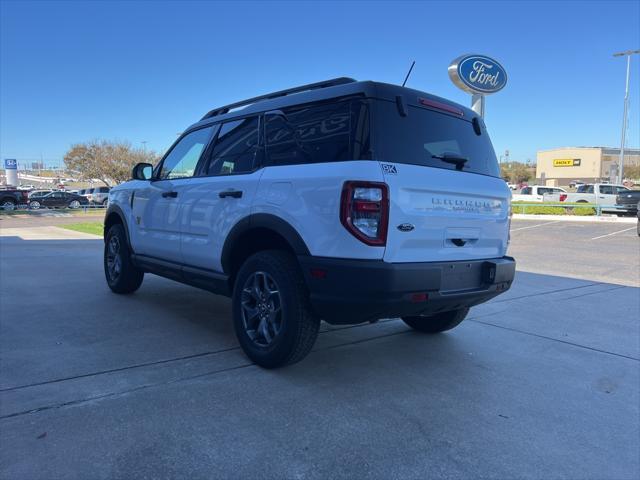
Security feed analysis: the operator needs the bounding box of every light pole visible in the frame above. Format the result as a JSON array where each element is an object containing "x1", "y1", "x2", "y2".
[
  {"x1": 141, "y1": 141, "x2": 148, "y2": 152},
  {"x1": 613, "y1": 49, "x2": 640, "y2": 184}
]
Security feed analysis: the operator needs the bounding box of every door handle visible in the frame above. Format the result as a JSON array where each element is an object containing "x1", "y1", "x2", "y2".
[
  {"x1": 219, "y1": 190, "x2": 243, "y2": 199},
  {"x1": 162, "y1": 191, "x2": 178, "y2": 198}
]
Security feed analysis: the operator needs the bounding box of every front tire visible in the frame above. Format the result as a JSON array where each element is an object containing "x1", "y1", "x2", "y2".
[
  {"x1": 69, "y1": 200, "x2": 81, "y2": 209},
  {"x1": 1, "y1": 200, "x2": 16, "y2": 211},
  {"x1": 104, "y1": 223, "x2": 144, "y2": 294},
  {"x1": 29, "y1": 200, "x2": 41, "y2": 210},
  {"x1": 232, "y1": 250, "x2": 320, "y2": 368},
  {"x1": 402, "y1": 307, "x2": 470, "y2": 333}
]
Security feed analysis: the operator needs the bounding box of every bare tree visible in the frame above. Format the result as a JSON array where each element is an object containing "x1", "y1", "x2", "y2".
[{"x1": 64, "y1": 140, "x2": 159, "y2": 186}]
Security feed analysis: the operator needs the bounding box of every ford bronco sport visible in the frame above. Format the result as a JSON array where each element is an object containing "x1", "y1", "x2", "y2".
[{"x1": 103, "y1": 77, "x2": 515, "y2": 368}]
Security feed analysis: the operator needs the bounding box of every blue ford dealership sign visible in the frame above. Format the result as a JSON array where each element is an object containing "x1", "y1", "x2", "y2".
[
  {"x1": 448, "y1": 54, "x2": 507, "y2": 95},
  {"x1": 4, "y1": 158, "x2": 17, "y2": 170}
]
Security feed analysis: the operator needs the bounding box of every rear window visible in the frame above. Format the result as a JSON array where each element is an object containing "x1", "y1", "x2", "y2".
[{"x1": 373, "y1": 100, "x2": 499, "y2": 177}]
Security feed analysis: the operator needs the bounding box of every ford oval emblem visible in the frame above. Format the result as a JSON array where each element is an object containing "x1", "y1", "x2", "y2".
[
  {"x1": 397, "y1": 223, "x2": 415, "y2": 232},
  {"x1": 448, "y1": 54, "x2": 507, "y2": 95}
]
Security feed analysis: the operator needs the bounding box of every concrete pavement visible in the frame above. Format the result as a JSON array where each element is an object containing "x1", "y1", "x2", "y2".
[{"x1": 0, "y1": 220, "x2": 638, "y2": 479}]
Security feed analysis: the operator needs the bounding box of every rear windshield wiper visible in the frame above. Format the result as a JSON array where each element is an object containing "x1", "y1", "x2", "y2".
[{"x1": 432, "y1": 153, "x2": 468, "y2": 171}]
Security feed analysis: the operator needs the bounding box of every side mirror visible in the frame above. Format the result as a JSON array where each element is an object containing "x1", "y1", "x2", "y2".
[{"x1": 132, "y1": 162, "x2": 153, "y2": 181}]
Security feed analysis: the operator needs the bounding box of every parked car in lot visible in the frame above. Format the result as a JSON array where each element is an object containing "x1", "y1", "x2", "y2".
[
  {"x1": 549, "y1": 183, "x2": 631, "y2": 212},
  {"x1": 616, "y1": 190, "x2": 640, "y2": 215},
  {"x1": 77, "y1": 188, "x2": 93, "y2": 202},
  {"x1": 569, "y1": 180, "x2": 585, "y2": 189},
  {"x1": 91, "y1": 186, "x2": 110, "y2": 205},
  {"x1": 512, "y1": 185, "x2": 567, "y2": 202},
  {"x1": 28, "y1": 189, "x2": 53, "y2": 199},
  {"x1": 0, "y1": 188, "x2": 29, "y2": 210},
  {"x1": 29, "y1": 191, "x2": 89, "y2": 209},
  {"x1": 103, "y1": 77, "x2": 516, "y2": 368}
]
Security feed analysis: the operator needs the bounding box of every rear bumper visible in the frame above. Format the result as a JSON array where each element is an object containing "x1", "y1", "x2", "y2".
[
  {"x1": 298, "y1": 256, "x2": 516, "y2": 324},
  {"x1": 614, "y1": 203, "x2": 638, "y2": 214}
]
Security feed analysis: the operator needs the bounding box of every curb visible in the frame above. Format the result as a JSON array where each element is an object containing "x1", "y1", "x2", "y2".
[{"x1": 512, "y1": 214, "x2": 637, "y2": 223}]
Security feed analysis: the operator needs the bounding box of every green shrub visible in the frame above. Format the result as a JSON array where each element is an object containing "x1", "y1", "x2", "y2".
[
  {"x1": 512, "y1": 205, "x2": 596, "y2": 216},
  {"x1": 572, "y1": 206, "x2": 596, "y2": 216},
  {"x1": 512, "y1": 205, "x2": 566, "y2": 215}
]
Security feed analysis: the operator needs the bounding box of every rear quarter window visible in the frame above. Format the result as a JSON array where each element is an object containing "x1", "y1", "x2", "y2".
[{"x1": 265, "y1": 98, "x2": 370, "y2": 166}]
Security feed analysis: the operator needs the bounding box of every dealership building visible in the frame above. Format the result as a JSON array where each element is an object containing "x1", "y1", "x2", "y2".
[{"x1": 536, "y1": 147, "x2": 640, "y2": 186}]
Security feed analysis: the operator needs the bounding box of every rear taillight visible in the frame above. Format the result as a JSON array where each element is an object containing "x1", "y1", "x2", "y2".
[
  {"x1": 340, "y1": 181, "x2": 389, "y2": 246},
  {"x1": 559, "y1": 194, "x2": 567, "y2": 202}
]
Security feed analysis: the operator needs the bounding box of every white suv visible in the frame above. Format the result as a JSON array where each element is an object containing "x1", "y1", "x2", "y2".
[{"x1": 103, "y1": 78, "x2": 515, "y2": 368}]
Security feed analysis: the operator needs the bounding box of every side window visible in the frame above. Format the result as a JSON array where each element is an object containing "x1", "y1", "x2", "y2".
[
  {"x1": 538, "y1": 187, "x2": 550, "y2": 195},
  {"x1": 265, "y1": 100, "x2": 351, "y2": 166},
  {"x1": 599, "y1": 185, "x2": 613, "y2": 195},
  {"x1": 206, "y1": 117, "x2": 260, "y2": 176},
  {"x1": 614, "y1": 186, "x2": 628, "y2": 194},
  {"x1": 159, "y1": 126, "x2": 215, "y2": 180},
  {"x1": 520, "y1": 187, "x2": 531, "y2": 195}
]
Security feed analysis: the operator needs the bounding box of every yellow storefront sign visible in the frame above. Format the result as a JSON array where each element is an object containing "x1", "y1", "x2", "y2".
[{"x1": 553, "y1": 158, "x2": 581, "y2": 167}]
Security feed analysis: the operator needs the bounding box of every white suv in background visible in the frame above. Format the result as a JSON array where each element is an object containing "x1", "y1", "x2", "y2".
[{"x1": 103, "y1": 78, "x2": 516, "y2": 368}]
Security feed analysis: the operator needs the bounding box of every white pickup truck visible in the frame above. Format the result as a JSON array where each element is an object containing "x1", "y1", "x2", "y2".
[
  {"x1": 548, "y1": 184, "x2": 631, "y2": 212},
  {"x1": 512, "y1": 185, "x2": 567, "y2": 202}
]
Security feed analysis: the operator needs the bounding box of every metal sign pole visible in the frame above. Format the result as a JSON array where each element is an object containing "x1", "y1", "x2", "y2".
[
  {"x1": 612, "y1": 49, "x2": 639, "y2": 184},
  {"x1": 471, "y1": 94, "x2": 485, "y2": 118}
]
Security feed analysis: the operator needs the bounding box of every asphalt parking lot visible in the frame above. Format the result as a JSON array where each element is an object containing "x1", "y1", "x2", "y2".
[{"x1": 1, "y1": 217, "x2": 638, "y2": 479}]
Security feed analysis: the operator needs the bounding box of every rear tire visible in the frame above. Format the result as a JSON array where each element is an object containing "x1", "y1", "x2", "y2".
[
  {"x1": 402, "y1": 307, "x2": 470, "y2": 333},
  {"x1": 104, "y1": 223, "x2": 144, "y2": 294},
  {"x1": 232, "y1": 250, "x2": 320, "y2": 368}
]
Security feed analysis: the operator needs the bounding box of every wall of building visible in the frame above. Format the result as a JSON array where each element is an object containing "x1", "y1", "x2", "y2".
[
  {"x1": 536, "y1": 147, "x2": 640, "y2": 185},
  {"x1": 536, "y1": 148, "x2": 602, "y2": 184}
]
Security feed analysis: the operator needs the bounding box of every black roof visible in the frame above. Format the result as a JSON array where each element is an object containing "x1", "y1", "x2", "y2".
[{"x1": 186, "y1": 78, "x2": 476, "y2": 132}]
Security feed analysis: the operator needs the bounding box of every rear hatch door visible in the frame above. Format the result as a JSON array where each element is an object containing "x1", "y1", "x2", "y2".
[{"x1": 372, "y1": 97, "x2": 510, "y2": 263}]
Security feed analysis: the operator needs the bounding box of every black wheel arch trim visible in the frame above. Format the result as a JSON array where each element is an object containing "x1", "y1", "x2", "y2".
[
  {"x1": 220, "y1": 213, "x2": 311, "y2": 274},
  {"x1": 104, "y1": 204, "x2": 133, "y2": 251}
]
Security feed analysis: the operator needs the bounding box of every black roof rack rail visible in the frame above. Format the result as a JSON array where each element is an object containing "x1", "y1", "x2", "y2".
[{"x1": 201, "y1": 77, "x2": 356, "y2": 120}]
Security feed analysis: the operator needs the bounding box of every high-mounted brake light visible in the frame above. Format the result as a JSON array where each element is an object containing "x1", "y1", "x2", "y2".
[
  {"x1": 418, "y1": 97, "x2": 464, "y2": 117},
  {"x1": 340, "y1": 181, "x2": 389, "y2": 246}
]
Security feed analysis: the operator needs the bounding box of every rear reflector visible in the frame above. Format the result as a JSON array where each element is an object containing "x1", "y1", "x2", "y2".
[
  {"x1": 410, "y1": 293, "x2": 428, "y2": 303},
  {"x1": 310, "y1": 268, "x2": 327, "y2": 279}
]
